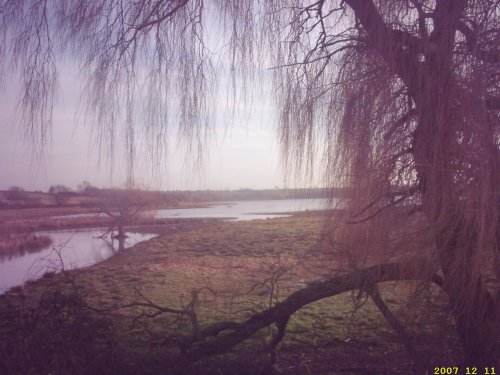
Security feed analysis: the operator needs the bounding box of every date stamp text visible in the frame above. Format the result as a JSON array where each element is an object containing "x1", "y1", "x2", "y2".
[{"x1": 433, "y1": 367, "x2": 496, "y2": 375}]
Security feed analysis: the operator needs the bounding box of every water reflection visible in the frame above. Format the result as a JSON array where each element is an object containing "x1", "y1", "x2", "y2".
[
  {"x1": 0, "y1": 236, "x2": 52, "y2": 262},
  {"x1": 0, "y1": 229, "x2": 156, "y2": 294}
]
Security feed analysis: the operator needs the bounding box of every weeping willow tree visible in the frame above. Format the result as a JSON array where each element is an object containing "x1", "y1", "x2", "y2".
[{"x1": 1, "y1": 0, "x2": 498, "y2": 367}]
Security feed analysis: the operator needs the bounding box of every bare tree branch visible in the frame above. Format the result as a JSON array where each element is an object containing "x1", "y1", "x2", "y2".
[{"x1": 457, "y1": 21, "x2": 499, "y2": 64}]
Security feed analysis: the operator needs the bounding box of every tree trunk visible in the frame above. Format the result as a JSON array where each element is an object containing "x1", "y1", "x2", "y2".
[
  {"x1": 435, "y1": 222, "x2": 500, "y2": 366},
  {"x1": 412, "y1": 89, "x2": 500, "y2": 366},
  {"x1": 413, "y1": 105, "x2": 500, "y2": 366}
]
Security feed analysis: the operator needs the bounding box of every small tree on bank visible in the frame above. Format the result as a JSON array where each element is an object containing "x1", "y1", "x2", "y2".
[
  {"x1": 1, "y1": 0, "x2": 498, "y2": 367},
  {"x1": 98, "y1": 189, "x2": 153, "y2": 249}
]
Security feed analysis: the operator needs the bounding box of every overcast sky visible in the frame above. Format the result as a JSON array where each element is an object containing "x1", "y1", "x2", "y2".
[{"x1": 0, "y1": 63, "x2": 293, "y2": 192}]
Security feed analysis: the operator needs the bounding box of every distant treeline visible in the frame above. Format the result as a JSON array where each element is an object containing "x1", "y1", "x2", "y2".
[{"x1": 0, "y1": 186, "x2": 343, "y2": 210}]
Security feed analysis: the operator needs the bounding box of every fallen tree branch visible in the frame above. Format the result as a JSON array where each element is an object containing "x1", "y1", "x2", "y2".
[{"x1": 182, "y1": 260, "x2": 442, "y2": 362}]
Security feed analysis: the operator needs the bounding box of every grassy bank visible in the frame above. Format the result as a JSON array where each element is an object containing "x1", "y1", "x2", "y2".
[{"x1": 0, "y1": 214, "x2": 460, "y2": 374}]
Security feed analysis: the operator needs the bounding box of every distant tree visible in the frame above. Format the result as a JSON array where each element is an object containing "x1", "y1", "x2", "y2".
[
  {"x1": 84, "y1": 185, "x2": 102, "y2": 196},
  {"x1": 7, "y1": 186, "x2": 24, "y2": 192},
  {"x1": 76, "y1": 181, "x2": 91, "y2": 194},
  {"x1": 48, "y1": 184, "x2": 73, "y2": 206},
  {"x1": 6, "y1": 186, "x2": 26, "y2": 201},
  {"x1": 48, "y1": 185, "x2": 73, "y2": 195},
  {"x1": 1, "y1": 0, "x2": 498, "y2": 369}
]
